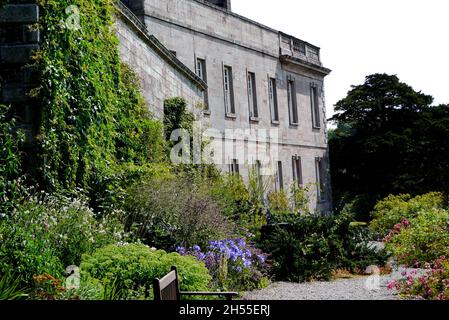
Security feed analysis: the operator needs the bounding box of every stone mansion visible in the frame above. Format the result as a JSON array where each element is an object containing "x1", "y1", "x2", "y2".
[
  {"x1": 119, "y1": 0, "x2": 332, "y2": 213},
  {"x1": 0, "y1": 0, "x2": 332, "y2": 213}
]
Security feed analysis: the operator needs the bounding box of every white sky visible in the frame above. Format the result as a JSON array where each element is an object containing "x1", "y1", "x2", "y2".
[{"x1": 232, "y1": 0, "x2": 449, "y2": 119}]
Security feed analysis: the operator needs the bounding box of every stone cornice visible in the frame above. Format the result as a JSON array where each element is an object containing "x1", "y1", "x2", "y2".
[{"x1": 280, "y1": 55, "x2": 332, "y2": 77}]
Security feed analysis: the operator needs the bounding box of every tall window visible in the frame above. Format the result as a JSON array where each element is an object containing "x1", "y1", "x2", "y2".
[
  {"x1": 253, "y1": 160, "x2": 262, "y2": 187},
  {"x1": 315, "y1": 157, "x2": 326, "y2": 202},
  {"x1": 269, "y1": 77, "x2": 279, "y2": 123},
  {"x1": 275, "y1": 161, "x2": 284, "y2": 191},
  {"x1": 292, "y1": 156, "x2": 303, "y2": 186},
  {"x1": 287, "y1": 77, "x2": 298, "y2": 125},
  {"x1": 229, "y1": 159, "x2": 240, "y2": 175},
  {"x1": 247, "y1": 71, "x2": 258, "y2": 119},
  {"x1": 311, "y1": 84, "x2": 321, "y2": 128},
  {"x1": 223, "y1": 65, "x2": 235, "y2": 116},
  {"x1": 196, "y1": 58, "x2": 209, "y2": 111}
]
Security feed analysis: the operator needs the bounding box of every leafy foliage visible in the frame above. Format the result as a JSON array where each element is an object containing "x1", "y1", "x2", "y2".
[
  {"x1": 329, "y1": 73, "x2": 449, "y2": 219},
  {"x1": 262, "y1": 206, "x2": 389, "y2": 282},
  {"x1": 123, "y1": 174, "x2": 231, "y2": 250},
  {"x1": 385, "y1": 208, "x2": 449, "y2": 266},
  {"x1": 0, "y1": 273, "x2": 29, "y2": 300},
  {"x1": 388, "y1": 257, "x2": 449, "y2": 300},
  {"x1": 80, "y1": 243, "x2": 211, "y2": 300},
  {"x1": 31, "y1": 0, "x2": 166, "y2": 205},
  {"x1": 0, "y1": 104, "x2": 26, "y2": 215},
  {"x1": 370, "y1": 192, "x2": 445, "y2": 237},
  {"x1": 0, "y1": 193, "x2": 124, "y2": 283},
  {"x1": 267, "y1": 183, "x2": 314, "y2": 223}
]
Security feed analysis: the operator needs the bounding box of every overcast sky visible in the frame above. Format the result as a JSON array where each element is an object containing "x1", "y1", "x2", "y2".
[{"x1": 232, "y1": 0, "x2": 449, "y2": 119}]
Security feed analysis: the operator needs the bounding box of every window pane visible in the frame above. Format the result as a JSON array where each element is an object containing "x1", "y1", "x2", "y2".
[{"x1": 269, "y1": 78, "x2": 279, "y2": 122}]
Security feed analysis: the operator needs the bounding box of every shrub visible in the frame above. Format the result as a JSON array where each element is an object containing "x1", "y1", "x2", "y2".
[
  {"x1": 0, "y1": 194, "x2": 124, "y2": 283},
  {"x1": 80, "y1": 243, "x2": 211, "y2": 300},
  {"x1": 177, "y1": 239, "x2": 270, "y2": 291},
  {"x1": 385, "y1": 208, "x2": 449, "y2": 266},
  {"x1": 210, "y1": 171, "x2": 270, "y2": 239},
  {"x1": 388, "y1": 256, "x2": 449, "y2": 300},
  {"x1": 262, "y1": 207, "x2": 389, "y2": 282},
  {"x1": 370, "y1": 192, "x2": 445, "y2": 237},
  {"x1": 123, "y1": 174, "x2": 230, "y2": 250},
  {"x1": 267, "y1": 184, "x2": 314, "y2": 224}
]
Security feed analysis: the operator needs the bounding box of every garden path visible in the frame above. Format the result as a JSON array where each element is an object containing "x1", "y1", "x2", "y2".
[{"x1": 242, "y1": 267, "x2": 426, "y2": 300}]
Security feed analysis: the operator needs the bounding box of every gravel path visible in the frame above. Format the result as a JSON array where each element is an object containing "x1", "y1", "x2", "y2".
[{"x1": 242, "y1": 268, "x2": 427, "y2": 300}]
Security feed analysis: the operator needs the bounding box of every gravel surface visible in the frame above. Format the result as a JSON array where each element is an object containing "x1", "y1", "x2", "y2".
[{"x1": 242, "y1": 267, "x2": 427, "y2": 300}]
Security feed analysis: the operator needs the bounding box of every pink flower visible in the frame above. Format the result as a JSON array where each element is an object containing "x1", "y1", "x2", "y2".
[
  {"x1": 387, "y1": 280, "x2": 396, "y2": 290},
  {"x1": 401, "y1": 219, "x2": 410, "y2": 226}
]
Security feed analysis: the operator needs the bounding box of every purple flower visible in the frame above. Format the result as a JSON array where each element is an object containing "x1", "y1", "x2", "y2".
[
  {"x1": 192, "y1": 245, "x2": 201, "y2": 252},
  {"x1": 176, "y1": 246, "x2": 186, "y2": 255}
]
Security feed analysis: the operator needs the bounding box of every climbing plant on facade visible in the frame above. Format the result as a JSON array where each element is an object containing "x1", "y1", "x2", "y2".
[{"x1": 29, "y1": 0, "x2": 166, "y2": 197}]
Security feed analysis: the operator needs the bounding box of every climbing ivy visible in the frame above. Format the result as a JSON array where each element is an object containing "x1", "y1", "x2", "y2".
[
  {"x1": 30, "y1": 0, "x2": 166, "y2": 196},
  {"x1": 0, "y1": 104, "x2": 26, "y2": 214}
]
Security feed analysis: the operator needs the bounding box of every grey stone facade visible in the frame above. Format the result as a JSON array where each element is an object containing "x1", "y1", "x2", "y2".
[
  {"x1": 0, "y1": 1, "x2": 333, "y2": 213},
  {"x1": 125, "y1": 0, "x2": 333, "y2": 213},
  {"x1": 115, "y1": 2, "x2": 206, "y2": 119}
]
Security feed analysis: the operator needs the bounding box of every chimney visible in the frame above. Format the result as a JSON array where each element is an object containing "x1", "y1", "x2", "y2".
[{"x1": 205, "y1": 0, "x2": 231, "y2": 11}]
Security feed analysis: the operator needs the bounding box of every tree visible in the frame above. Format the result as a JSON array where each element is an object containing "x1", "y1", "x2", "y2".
[{"x1": 329, "y1": 74, "x2": 449, "y2": 220}]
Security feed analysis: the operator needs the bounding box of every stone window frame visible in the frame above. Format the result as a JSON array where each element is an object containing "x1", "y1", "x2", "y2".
[
  {"x1": 222, "y1": 63, "x2": 236, "y2": 118},
  {"x1": 315, "y1": 157, "x2": 326, "y2": 203},
  {"x1": 310, "y1": 82, "x2": 321, "y2": 130},
  {"x1": 287, "y1": 75, "x2": 299, "y2": 126},
  {"x1": 246, "y1": 70, "x2": 259, "y2": 122},
  {"x1": 194, "y1": 54, "x2": 209, "y2": 114},
  {"x1": 292, "y1": 155, "x2": 303, "y2": 186},
  {"x1": 268, "y1": 75, "x2": 279, "y2": 125},
  {"x1": 275, "y1": 160, "x2": 284, "y2": 191},
  {"x1": 229, "y1": 158, "x2": 240, "y2": 175}
]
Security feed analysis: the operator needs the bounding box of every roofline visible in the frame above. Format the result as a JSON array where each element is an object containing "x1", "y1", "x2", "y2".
[
  {"x1": 114, "y1": 1, "x2": 207, "y2": 91},
  {"x1": 280, "y1": 55, "x2": 332, "y2": 76},
  {"x1": 192, "y1": 0, "x2": 323, "y2": 50}
]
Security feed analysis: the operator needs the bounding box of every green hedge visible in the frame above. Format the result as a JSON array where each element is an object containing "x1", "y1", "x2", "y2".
[{"x1": 80, "y1": 244, "x2": 211, "y2": 299}]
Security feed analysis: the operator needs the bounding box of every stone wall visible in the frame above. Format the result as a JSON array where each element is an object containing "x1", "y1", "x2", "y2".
[
  {"x1": 137, "y1": 0, "x2": 333, "y2": 212},
  {"x1": 0, "y1": 3, "x2": 39, "y2": 134},
  {"x1": 114, "y1": 2, "x2": 206, "y2": 119}
]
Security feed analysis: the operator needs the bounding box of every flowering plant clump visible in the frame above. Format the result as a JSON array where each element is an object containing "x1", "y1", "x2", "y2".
[
  {"x1": 387, "y1": 257, "x2": 449, "y2": 300},
  {"x1": 177, "y1": 238, "x2": 270, "y2": 291},
  {"x1": 384, "y1": 208, "x2": 449, "y2": 266},
  {"x1": 383, "y1": 219, "x2": 410, "y2": 242}
]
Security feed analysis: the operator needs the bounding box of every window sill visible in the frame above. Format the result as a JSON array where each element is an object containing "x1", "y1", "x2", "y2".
[
  {"x1": 225, "y1": 113, "x2": 237, "y2": 119},
  {"x1": 203, "y1": 110, "x2": 211, "y2": 116},
  {"x1": 289, "y1": 123, "x2": 299, "y2": 127},
  {"x1": 271, "y1": 120, "x2": 280, "y2": 126},
  {"x1": 249, "y1": 116, "x2": 260, "y2": 123},
  {"x1": 312, "y1": 126, "x2": 321, "y2": 131}
]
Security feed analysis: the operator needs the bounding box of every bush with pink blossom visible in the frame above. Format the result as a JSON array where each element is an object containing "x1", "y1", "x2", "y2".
[
  {"x1": 384, "y1": 208, "x2": 449, "y2": 266},
  {"x1": 388, "y1": 256, "x2": 449, "y2": 300}
]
